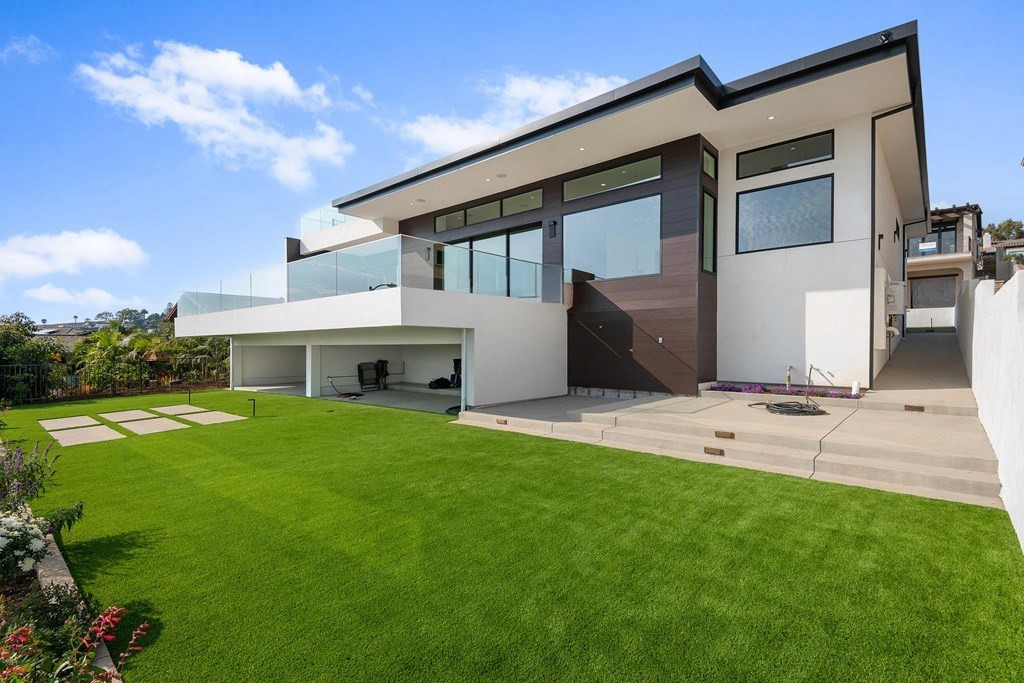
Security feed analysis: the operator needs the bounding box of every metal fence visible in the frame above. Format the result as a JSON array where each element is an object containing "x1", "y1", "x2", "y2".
[{"x1": 0, "y1": 364, "x2": 227, "y2": 404}]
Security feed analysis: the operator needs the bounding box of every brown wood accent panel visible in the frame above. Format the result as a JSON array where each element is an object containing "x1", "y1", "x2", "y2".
[{"x1": 401, "y1": 135, "x2": 710, "y2": 394}]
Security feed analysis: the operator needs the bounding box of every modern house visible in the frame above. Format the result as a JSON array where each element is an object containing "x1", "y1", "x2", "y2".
[
  {"x1": 905, "y1": 203, "x2": 983, "y2": 331},
  {"x1": 175, "y1": 22, "x2": 929, "y2": 410}
]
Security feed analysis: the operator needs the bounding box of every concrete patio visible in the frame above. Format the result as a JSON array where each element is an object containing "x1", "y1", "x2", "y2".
[{"x1": 458, "y1": 332, "x2": 1001, "y2": 508}]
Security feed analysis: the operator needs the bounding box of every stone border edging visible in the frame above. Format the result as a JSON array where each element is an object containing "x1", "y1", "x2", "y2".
[{"x1": 35, "y1": 534, "x2": 117, "y2": 673}]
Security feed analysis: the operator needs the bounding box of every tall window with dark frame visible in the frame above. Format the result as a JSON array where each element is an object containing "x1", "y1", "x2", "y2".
[{"x1": 701, "y1": 191, "x2": 717, "y2": 273}]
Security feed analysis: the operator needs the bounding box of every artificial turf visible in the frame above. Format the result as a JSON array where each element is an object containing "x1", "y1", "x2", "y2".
[{"x1": 5, "y1": 391, "x2": 1023, "y2": 681}]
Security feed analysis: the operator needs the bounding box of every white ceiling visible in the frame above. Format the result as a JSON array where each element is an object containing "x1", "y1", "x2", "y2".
[
  {"x1": 345, "y1": 54, "x2": 915, "y2": 222},
  {"x1": 875, "y1": 107, "x2": 927, "y2": 223}
]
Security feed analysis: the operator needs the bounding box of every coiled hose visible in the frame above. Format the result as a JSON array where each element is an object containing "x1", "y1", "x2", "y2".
[{"x1": 748, "y1": 401, "x2": 828, "y2": 416}]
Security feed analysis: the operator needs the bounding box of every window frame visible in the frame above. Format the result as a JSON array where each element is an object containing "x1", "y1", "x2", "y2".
[
  {"x1": 702, "y1": 148, "x2": 718, "y2": 180},
  {"x1": 561, "y1": 191, "x2": 663, "y2": 281},
  {"x1": 736, "y1": 130, "x2": 835, "y2": 181},
  {"x1": 562, "y1": 156, "x2": 662, "y2": 203},
  {"x1": 734, "y1": 173, "x2": 835, "y2": 255},
  {"x1": 446, "y1": 224, "x2": 544, "y2": 297},
  {"x1": 701, "y1": 189, "x2": 717, "y2": 274},
  {"x1": 433, "y1": 188, "x2": 544, "y2": 233}
]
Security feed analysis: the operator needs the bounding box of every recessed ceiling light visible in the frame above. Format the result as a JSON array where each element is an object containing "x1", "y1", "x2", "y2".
[
  {"x1": 790, "y1": 146, "x2": 796, "y2": 150},
  {"x1": 485, "y1": 178, "x2": 491, "y2": 182},
  {"x1": 600, "y1": 183, "x2": 607, "y2": 187},
  {"x1": 579, "y1": 147, "x2": 585, "y2": 151},
  {"x1": 767, "y1": 115, "x2": 775, "y2": 120}
]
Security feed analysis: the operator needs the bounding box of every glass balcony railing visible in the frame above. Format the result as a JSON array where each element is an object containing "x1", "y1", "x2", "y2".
[
  {"x1": 176, "y1": 235, "x2": 563, "y2": 317},
  {"x1": 298, "y1": 207, "x2": 351, "y2": 236},
  {"x1": 908, "y1": 230, "x2": 964, "y2": 258}
]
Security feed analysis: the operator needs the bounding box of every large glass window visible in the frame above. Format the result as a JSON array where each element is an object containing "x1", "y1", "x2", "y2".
[
  {"x1": 564, "y1": 195, "x2": 661, "y2": 279},
  {"x1": 737, "y1": 131, "x2": 834, "y2": 180},
  {"x1": 472, "y1": 234, "x2": 507, "y2": 297},
  {"x1": 508, "y1": 228, "x2": 543, "y2": 298},
  {"x1": 737, "y1": 175, "x2": 833, "y2": 253},
  {"x1": 443, "y1": 228, "x2": 543, "y2": 298},
  {"x1": 702, "y1": 191, "x2": 717, "y2": 274},
  {"x1": 563, "y1": 157, "x2": 661, "y2": 202}
]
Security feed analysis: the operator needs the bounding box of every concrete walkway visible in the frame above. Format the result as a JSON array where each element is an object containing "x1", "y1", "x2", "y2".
[
  {"x1": 862, "y1": 332, "x2": 977, "y2": 415},
  {"x1": 458, "y1": 333, "x2": 1002, "y2": 508}
]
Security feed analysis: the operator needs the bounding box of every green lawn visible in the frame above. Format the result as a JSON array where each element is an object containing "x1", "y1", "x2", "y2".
[{"x1": 6, "y1": 391, "x2": 1024, "y2": 681}]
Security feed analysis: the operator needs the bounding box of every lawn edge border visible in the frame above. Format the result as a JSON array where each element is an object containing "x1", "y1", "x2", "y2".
[{"x1": 35, "y1": 533, "x2": 117, "y2": 673}]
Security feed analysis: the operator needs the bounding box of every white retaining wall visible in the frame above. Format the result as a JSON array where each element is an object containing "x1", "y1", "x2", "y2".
[{"x1": 957, "y1": 275, "x2": 1024, "y2": 548}]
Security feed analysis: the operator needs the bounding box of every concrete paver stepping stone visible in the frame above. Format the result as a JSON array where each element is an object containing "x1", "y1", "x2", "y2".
[
  {"x1": 39, "y1": 416, "x2": 99, "y2": 431},
  {"x1": 49, "y1": 425, "x2": 125, "y2": 446},
  {"x1": 121, "y1": 417, "x2": 190, "y2": 435},
  {"x1": 178, "y1": 411, "x2": 246, "y2": 425},
  {"x1": 152, "y1": 404, "x2": 209, "y2": 416},
  {"x1": 99, "y1": 409, "x2": 157, "y2": 423}
]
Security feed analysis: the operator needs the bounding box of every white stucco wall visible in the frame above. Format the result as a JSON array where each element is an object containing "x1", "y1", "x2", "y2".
[
  {"x1": 717, "y1": 115, "x2": 873, "y2": 387},
  {"x1": 906, "y1": 307, "x2": 955, "y2": 328},
  {"x1": 957, "y1": 275, "x2": 1024, "y2": 549},
  {"x1": 402, "y1": 345, "x2": 462, "y2": 385},
  {"x1": 190, "y1": 287, "x2": 566, "y2": 408},
  {"x1": 234, "y1": 345, "x2": 305, "y2": 385},
  {"x1": 872, "y1": 136, "x2": 905, "y2": 376}
]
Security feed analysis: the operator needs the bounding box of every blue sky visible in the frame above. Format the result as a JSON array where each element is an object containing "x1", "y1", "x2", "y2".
[{"x1": 1, "y1": 0, "x2": 1021, "y2": 324}]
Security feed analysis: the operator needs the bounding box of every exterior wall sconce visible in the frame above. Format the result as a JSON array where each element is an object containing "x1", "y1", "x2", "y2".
[{"x1": 548, "y1": 220, "x2": 558, "y2": 238}]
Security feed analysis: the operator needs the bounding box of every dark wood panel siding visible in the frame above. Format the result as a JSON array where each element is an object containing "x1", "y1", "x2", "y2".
[{"x1": 399, "y1": 135, "x2": 710, "y2": 394}]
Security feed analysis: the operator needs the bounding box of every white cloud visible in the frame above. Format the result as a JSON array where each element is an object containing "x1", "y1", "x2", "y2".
[
  {"x1": 0, "y1": 36, "x2": 58, "y2": 64},
  {"x1": 24, "y1": 284, "x2": 141, "y2": 310},
  {"x1": 0, "y1": 228, "x2": 148, "y2": 281},
  {"x1": 399, "y1": 72, "x2": 627, "y2": 157},
  {"x1": 352, "y1": 84, "x2": 375, "y2": 107},
  {"x1": 76, "y1": 41, "x2": 353, "y2": 188}
]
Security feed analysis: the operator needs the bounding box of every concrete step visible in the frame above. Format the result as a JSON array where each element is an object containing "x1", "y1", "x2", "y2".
[
  {"x1": 820, "y1": 409, "x2": 998, "y2": 473},
  {"x1": 611, "y1": 412, "x2": 824, "y2": 452},
  {"x1": 821, "y1": 439, "x2": 998, "y2": 473},
  {"x1": 454, "y1": 412, "x2": 553, "y2": 435},
  {"x1": 810, "y1": 472, "x2": 1004, "y2": 509},
  {"x1": 550, "y1": 421, "x2": 607, "y2": 440},
  {"x1": 813, "y1": 452, "x2": 1001, "y2": 498},
  {"x1": 600, "y1": 426, "x2": 817, "y2": 474},
  {"x1": 855, "y1": 397, "x2": 978, "y2": 417}
]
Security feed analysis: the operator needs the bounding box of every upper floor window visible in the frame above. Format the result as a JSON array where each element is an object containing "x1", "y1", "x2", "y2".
[
  {"x1": 737, "y1": 131, "x2": 834, "y2": 180},
  {"x1": 563, "y1": 157, "x2": 661, "y2": 202},
  {"x1": 702, "y1": 149, "x2": 717, "y2": 179},
  {"x1": 737, "y1": 175, "x2": 833, "y2": 254},
  {"x1": 434, "y1": 189, "x2": 543, "y2": 233}
]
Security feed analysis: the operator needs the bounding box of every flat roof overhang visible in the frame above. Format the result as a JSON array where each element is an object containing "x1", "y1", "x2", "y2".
[{"x1": 333, "y1": 22, "x2": 928, "y2": 224}]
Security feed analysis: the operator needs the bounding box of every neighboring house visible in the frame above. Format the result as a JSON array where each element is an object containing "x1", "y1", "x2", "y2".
[
  {"x1": 33, "y1": 321, "x2": 107, "y2": 352},
  {"x1": 905, "y1": 203, "x2": 984, "y2": 331},
  {"x1": 988, "y1": 237, "x2": 1024, "y2": 282},
  {"x1": 176, "y1": 22, "x2": 929, "y2": 408}
]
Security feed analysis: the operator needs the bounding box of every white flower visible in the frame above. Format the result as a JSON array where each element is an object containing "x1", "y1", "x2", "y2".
[
  {"x1": 0, "y1": 537, "x2": 8, "y2": 550},
  {"x1": 18, "y1": 558, "x2": 34, "y2": 572},
  {"x1": 29, "y1": 538, "x2": 45, "y2": 552}
]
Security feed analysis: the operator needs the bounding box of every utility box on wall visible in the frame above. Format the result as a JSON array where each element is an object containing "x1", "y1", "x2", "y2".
[{"x1": 885, "y1": 281, "x2": 906, "y2": 315}]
